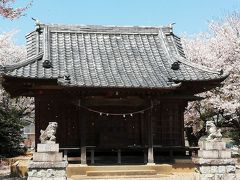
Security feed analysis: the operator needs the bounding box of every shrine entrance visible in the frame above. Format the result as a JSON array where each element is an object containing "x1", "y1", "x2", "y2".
[
  {"x1": 34, "y1": 95, "x2": 188, "y2": 165},
  {"x1": 86, "y1": 109, "x2": 143, "y2": 149}
]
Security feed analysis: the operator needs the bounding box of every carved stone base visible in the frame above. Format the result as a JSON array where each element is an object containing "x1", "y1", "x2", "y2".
[
  {"x1": 193, "y1": 141, "x2": 237, "y2": 180},
  {"x1": 198, "y1": 149, "x2": 231, "y2": 159},
  {"x1": 28, "y1": 160, "x2": 68, "y2": 180},
  {"x1": 199, "y1": 141, "x2": 226, "y2": 150},
  {"x1": 195, "y1": 173, "x2": 236, "y2": 180},
  {"x1": 29, "y1": 161, "x2": 68, "y2": 169},
  {"x1": 28, "y1": 169, "x2": 66, "y2": 180},
  {"x1": 28, "y1": 178, "x2": 66, "y2": 180},
  {"x1": 27, "y1": 143, "x2": 67, "y2": 180},
  {"x1": 37, "y1": 144, "x2": 59, "y2": 152},
  {"x1": 33, "y1": 152, "x2": 63, "y2": 162},
  {"x1": 192, "y1": 158, "x2": 237, "y2": 165}
]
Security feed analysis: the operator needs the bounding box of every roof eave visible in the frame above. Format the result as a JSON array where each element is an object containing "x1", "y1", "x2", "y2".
[
  {"x1": 57, "y1": 80, "x2": 182, "y2": 90},
  {"x1": 3, "y1": 53, "x2": 44, "y2": 72},
  {"x1": 173, "y1": 73, "x2": 229, "y2": 83}
]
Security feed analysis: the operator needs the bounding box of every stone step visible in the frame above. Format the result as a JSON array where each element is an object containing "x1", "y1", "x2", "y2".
[
  {"x1": 70, "y1": 175, "x2": 168, "y2": 180},
  {"x1": 70, "y1": 173, "x2": 195, "y2": 180},
  {"x1": 84, "y1": 165, "x2": 156, "y2": 170},
  {"x1": 86, "y1": 169, "x2": 157, "y2": 176},
  {"x1": 66, "y1": 164, "x2": 175, "y2": 177},
  {"x1": 71, "y1": 174, "x2": 163, "y2": 179}
]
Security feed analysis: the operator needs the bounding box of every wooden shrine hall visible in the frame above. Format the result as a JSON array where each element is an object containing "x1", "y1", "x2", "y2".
[{"x1": 0, "y1": 23, "x2": 227, "y2": 165}]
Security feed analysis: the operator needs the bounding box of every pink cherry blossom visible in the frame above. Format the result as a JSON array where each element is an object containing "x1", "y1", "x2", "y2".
[{"x1": 182, "y1": 12, "x2": 240, "y2": 130}]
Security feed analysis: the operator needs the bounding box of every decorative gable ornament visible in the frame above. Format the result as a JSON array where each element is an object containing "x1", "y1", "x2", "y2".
[
  {"x1": 42, "y1": 60, "x2": 52, "y2": 69},
  {"x1": 171, "y1": 61, "x2": 180, "y2": 70}
]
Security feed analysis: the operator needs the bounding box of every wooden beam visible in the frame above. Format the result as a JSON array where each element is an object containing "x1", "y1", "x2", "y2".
[{"x1": 30, "y1": 85, "x2": 64, "y2": 89}]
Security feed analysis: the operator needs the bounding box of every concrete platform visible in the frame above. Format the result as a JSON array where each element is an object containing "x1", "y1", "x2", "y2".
[
  {"x1": 7, "y1": 158, "x2": 240, "y2": 179},
  {"x1": 67, "y1": 164, "x2": 171, "y2": 177},
  {"x1": 10, "y1": 160, "x2": 197, "y2": 178},
  {"x1": 66, "y1": 163, "x2": 196, "y2": 178}
]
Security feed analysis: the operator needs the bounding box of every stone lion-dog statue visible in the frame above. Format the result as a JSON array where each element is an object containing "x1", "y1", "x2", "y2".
[
  {"x1": 206, "y1": 120, "x2": 222, "y2": 141},
  {"x1": 39, "y1": 122, "x2": 58, "y2": 144}
]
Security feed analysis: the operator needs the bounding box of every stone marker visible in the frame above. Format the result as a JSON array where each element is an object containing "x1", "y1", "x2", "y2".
[
  {"x1": 192, "y1": 121, "x2": 237, "y2": 180},
  {"x1": 28, "y1": 122, "x2": 68, "y2": 180}
]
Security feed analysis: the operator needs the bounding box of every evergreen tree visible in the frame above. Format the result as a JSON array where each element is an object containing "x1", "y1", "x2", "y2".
[{"x1": 0, "y1": 96, "x2": 28, "y2": 157}]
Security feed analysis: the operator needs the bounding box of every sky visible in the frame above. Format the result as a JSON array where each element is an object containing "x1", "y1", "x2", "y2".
[{"x1": 0, "y1": 0, "x2": 240, "y2": 45}]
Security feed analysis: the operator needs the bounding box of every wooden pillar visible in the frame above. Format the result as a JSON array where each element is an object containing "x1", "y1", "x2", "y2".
[
  {"x1": 117, "y1": 149, "x2": 121, "y2": 164},
  {"x1": 181, "y1": 102, "x2": 188, "y2": 146},
  {"x1": 81, "y1": 147, "x2": 87, "y2": 165},
  {"x1": 79, "y1": 100, "x2": 87, "y2": 165},
  {"x1": 63, "y1": 149, "x2": 68, "y2": 161},
  {"x1": 147, "y1": 100, "x2": 155, "y2": 164},
  {"x1": 90, "y1": 149, "x2": 95, "y2": 164}
]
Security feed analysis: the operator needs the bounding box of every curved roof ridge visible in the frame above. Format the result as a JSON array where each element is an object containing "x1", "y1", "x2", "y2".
[
  {"x1": 3, "y1": 52, "x2": 43, "y2": 71},
  {"x1": 36, "y1": 23, "x2": 176, "y2": 35},
  {"x1": 173, "y1": 55, "x2": 226, "y2": 75},
  {"x1": 39, "y1": 23, "x2": 163, "y2": 29}
]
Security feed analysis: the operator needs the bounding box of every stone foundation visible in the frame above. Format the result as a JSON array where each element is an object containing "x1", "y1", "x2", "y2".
[
  {"x1": 28, "y1": 143, "x2": 67, "y2": 180},
  {"x1": 193, "y1": 141, "x2": 237, "y2": 180}
]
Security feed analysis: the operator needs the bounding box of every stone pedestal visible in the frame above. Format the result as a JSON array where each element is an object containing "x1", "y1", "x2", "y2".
[
  {"x1": 28, "y1": 143, "x2": 67, "y2": 180},
  {"x1": 193, "y1": 141, "x2": 237, "y2": 180}
]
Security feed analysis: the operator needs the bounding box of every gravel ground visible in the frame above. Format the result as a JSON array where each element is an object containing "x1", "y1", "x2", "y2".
[
  {"x1": 0, "y1": 176, "x2": 23, "y2": 180},
  {"x1": 0, "y1": 166, "x2": 10, "y2": 177},
  {"x1": 0, "y1": 165, "x2": 24, "y2": 180}
]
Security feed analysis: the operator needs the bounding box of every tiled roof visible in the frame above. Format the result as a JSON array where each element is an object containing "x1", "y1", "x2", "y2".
[{"x1": 0, "y1": 24, "x2": 227, "y2": 89}]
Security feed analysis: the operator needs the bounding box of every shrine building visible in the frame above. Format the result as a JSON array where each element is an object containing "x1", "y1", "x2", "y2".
[{"x1": 0, "y1": 24, "x2": 227, "y2": 165}]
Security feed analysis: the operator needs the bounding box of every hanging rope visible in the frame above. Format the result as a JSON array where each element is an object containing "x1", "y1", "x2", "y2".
[{"x1": 79, "y1": 104, "x2": 153, "y2": 117}]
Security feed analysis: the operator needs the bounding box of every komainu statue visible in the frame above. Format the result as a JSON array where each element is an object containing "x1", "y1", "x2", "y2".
[
  {"x1": 39, "y1": 122, "x2": 58, "y2": 144},
  {"x1": 206, "y1": 121, "x2": 222, "y2": 141}
]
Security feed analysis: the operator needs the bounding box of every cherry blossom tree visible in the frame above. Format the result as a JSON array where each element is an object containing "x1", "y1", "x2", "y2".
[
  {"x1": 0, "y1": 0, "x2": 32, "y2": 19},
  {"x1": 0, "y1": 31, "x2": 26, "y2": 64},
  {"x1": 0, "y1": 0, "x2": 34, "y2": 157},
  {"x1": 182, "y1": 12, "x2": 240, "y2": 145},
  {"x1": 0, "y1": 31, "x2": 35, "y2": 156},
  {"x1": 0, "y1": 31, "x2": 34, "y2": 117}
]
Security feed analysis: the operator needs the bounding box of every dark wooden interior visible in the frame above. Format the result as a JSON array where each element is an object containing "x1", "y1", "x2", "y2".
[{"x1": 34, "y1": 93, "x2": 186, "y2": 149}]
